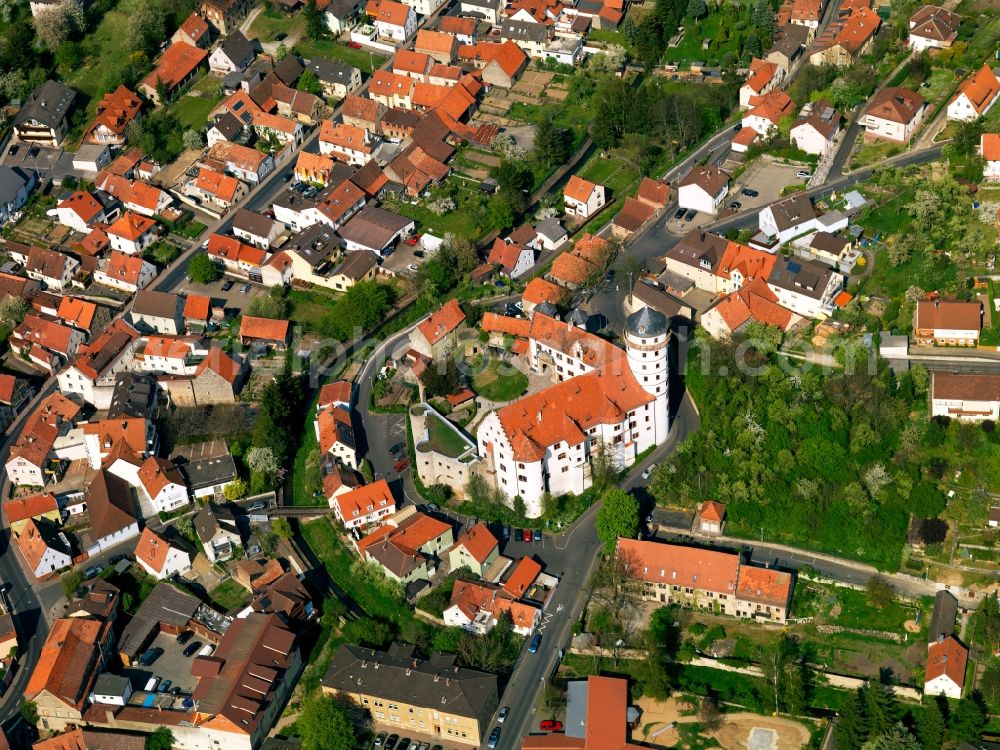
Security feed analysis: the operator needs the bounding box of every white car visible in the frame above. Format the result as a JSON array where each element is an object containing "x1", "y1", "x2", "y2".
[
  {"x1": 796, "y1": 170, "x2": 811, "y2": 179},
  {"x1": 407, "y1": 263, "x2": 419, "y2": 272},
  {"x1": 498, "y1": 706, "x2": 509, "y2": 723},
  {"x1": 641, "y1": 463, "x2": 656, "y2": 480}
]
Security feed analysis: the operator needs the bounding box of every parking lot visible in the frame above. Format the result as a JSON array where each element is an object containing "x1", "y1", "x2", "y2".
[
  {"x1": 174, "y1": 274, "x2": 268, "y2": 314},
  {"x1": 123, "y1": 630, "x2": 205, "y2": 696},
  {"x1": 731, "y1": 157, "x2": 812, "y2": 212},
  {"x1": 2, "y1": 142, "x2": 76, "y2": 181}
]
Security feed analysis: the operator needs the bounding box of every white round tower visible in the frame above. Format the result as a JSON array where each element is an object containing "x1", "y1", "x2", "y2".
[{"x1": 624, "y1": 306, "x2": 670, "y2": 440}]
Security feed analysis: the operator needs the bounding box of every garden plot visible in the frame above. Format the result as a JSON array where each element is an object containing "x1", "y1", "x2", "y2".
[{"x1": 512, "y1": 70, "x2": 555, "y2": 98}]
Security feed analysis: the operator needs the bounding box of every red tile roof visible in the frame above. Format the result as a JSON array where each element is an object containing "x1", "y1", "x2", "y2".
[
  {"x1": 183, "y1": 293, "x2": 212, "y2": 321},
  {"x1": 135, "y1": 526, "x2": 175, "y2": 573},
  {"x1": 107, "y1": 211, "x2": 156, "y2": 242},
  {"x1": 866, "y1": 86, "x2": 926, "y2": 124},
  {"x1": 89, "y1": 85, "x2": 142, "y2": 139},
  {"x1": 698, "y1": 500, "x2": 725, "y2": 523},
  {"x1": 240, "y1": 316, "x2": 290, "y2": 343},
  {"x1": 389, "y1": 512, "x2": 452, "y2": 552},
  {"x1": 735, "y1": 565, "x2": 793, "y2": 607},
  {"x1": 953, "y1": 64, "x2": 1000, "y2": 114},
  {"x1": 26, "y1": 618, "x2": 112, "y2": 709},
  {"x1": 415, "y1": 29, "x2": 458, "y2": 56},
  {"x1": 319, "y1": 380, "x2": 352, "y2": 407},
  {"x1": 713, "y1": 277, "x2": 794, "y2": 331},
  {"x1": 453, "y1": 521, "x2": 498, "y2": 563},
  {"x1": 375, "y1": 0, "x2": 412, "y2": 26},
  {"x1": 417, "y1": 298, "x2": 465, "y2": 346},
  {"x1": 636, "y1": 177, "x2": 670, "y2": 208},
  {"x1": 503, "y1": 556, "x2": 541, "y2": 597},
  {"x1": 4, "y1": 493, "x2": 58, "y2": 524},
  {"x1": 206, "y1": 233, "x2": 267, "y2": 266},
  {"x1": 564, "y1": 174, "x2": 599, "y2": 203},
  {"x1": 617, "y1": 537, "x2": 739, "y2": 596},
  {"x1": 58, "y1": 191, "x2": 106, "y2": 224},
  {"x1": 522, "y1": 277, "x2": 566, "y2": 306},
  {"x1": 982, "y1": 132, "x2": 1000, "y2": 161},
  {"x1": 916, "y1": 300, "x2": 982, "y2": 332},
  {"x1": 141, "y1": 41, "x2": 208, "y2": 91},
  {"x1": 394, "y1": 49, "x2": 432, "y2": 75},
  {"x1": 178, "y1": 11, "x2": 211, "y2": 43},
  {"x1": 334, "y1": 479, "x2": 396, "y2": 522},
  {"x1": 925, "y1": 635, "x2": 967, "y2": 687},
  {"x1": 196, "y1": 168, "x2": 243, "y2": 202}
]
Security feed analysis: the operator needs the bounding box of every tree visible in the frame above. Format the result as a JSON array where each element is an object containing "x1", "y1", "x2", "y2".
[
  {"x1": 127, "y1": 0, "x2": 166, "y2": 56},
  {"x1": 272, "y1": 517, "x2": 293, "y2": 539},
  {"x1": 297, "y1": 68, "x2": 323, "y2": 95},
  {"x1": 20, "y1": 700, "x2": 38, "y2": 726},
  {"x1": 595, "y1": 487, "x2": 640, "y2": 553},
  {"x1": 299, "y1": 693, "x2": 355, "y2": 750},
  {"x1": 948, "y1": 695, "x2": 987, "y2": 742},
  {"x1": 981, "y1": 661, "x2": 1000, "y2": 708},
  {"x1": 917, "y1": 698, "x2": 945, "y2": 750},
  {"x1": 865, "y1": 577, "x2": 895, "y2": 610},
  {"x1": 420, "y1": 356, "x2": 461, "y2": 398},
  {"x1": 188, "y1": 253, "x2": 222, "y2": 283},
  {"x1": 224, "y1": 477, "x2": 248, "y2": 500},
  {"x1": 686, "y1": 0, "x2": 706, "y2": 18},
  {"x1": 146, "y1": 727, "x2": 175, "y2": 750},
  {"x1": 836, "y1": 689, "x2": 868, "y2": 750},
  {"x1": 760, "y1": 635, "x2": 808, "y2": 716},
  {"x1": 862, "y1": 723, "x2": 920, "y2": 750},
  {"x1": 183, "y1": 129, "x2": 203, "y2": 151},
  {"x1": 534, "y1": 107, "x2": 573, "y2": 168},
  {"x1": 245, "y1": 446, "x2": 280, "y2": 476},
  {"x1": 491, "y1": 159, "x2": 533, "y2": 193},
  {"x1": 751, "y1": 0, "x2": 775, "y2": 40},
  {"x1": 303, "y1": 0, "x2": 327, "y2": 40},
  {"x1": 698, "y1": 696, "x2": 722, "y2": 732},
  {"x1": 0, "y1": 295, "x2": 28, "y2": 325},
  {"x1": 863, "y1": 681, "x2": 899, "y2": 740},
  {"x1": 32, "y1": 0, "x2": 86, "y2": 51},
  {"x1": 247, "y1": 291, "x2": 291, "y2": 319},
  {"x1": 62, "y1": 569, "x2": 83, "y2": 599}
]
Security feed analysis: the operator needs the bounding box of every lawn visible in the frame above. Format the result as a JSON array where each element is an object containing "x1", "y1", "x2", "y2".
[
  {"x1": 209, "y1": 579, "x2": 250, "y2": 612},
  {"x1": 293, "y1": 37, "x2": 387, "y2": 74},
  {"x1": 849, "y1": 137, "x2": 904, "y2": 171},
  {"x1": 384, "y1": 187, "x2": 487, "y2": 241},
  {"x1": 249, "y1": 7, "x2": 306, "y2": 43},
  {"x1": 577, "y1": 152, "x2": 640, "y2": 194},
  {"x1": 472, "y1": 359, "x2": 528, "y2": 402},
  {"x1": 425, "y1": 413, "x2": 473, "y2": 458},
  {"x1": 290, "y1": 288, "x2": 339, "y2": 331},
  {"x1": 62, "y1": 3, "x2": 132, "y2": 103},
  {"x1": 300, "y1": 518, "x2": 414, "y2": 625},
  {"x1": 171, "y1": 92, "x2": 221, "y2": 132},
  {"x1": 660, "y1": 8, "x2": 747, "y2": 67}
]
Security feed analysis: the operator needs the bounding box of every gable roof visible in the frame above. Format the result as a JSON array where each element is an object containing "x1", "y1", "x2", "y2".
[
  {"x1": 982, "y1": 132, "x2": 1000, "y2": 161},
  {"x1": 712, "y1": 276, "x2": 794, "y2": 332},
  {"x1": 240, "y1": 316, "x2": 291, "y2": 342},
  {"x1": 141, "y1": 42, "x2": 208, "y2": 91},
  {"x1": 866, "y1": 86, "x2": 926, "y2": 123},
  {"x1": 925, "y1": 635, "x2": 967, "y2": 687},
  {"x1": 678, "y1": 165, "x2": 729, "y2": 195},
  {"x1": 916, "y1": 300, "x2": 982, "y2": 331},
  {"x1": 909, "y1": 4, "x2": 959, "y2": 42},
  {"x1": 564, "y1": 174, "x2": 599, "y2": 203},
  {"x1": 502, "y1": 556, "x2": 541, "y2": 597},
  {"x1": 453, "y1": 521, "x2": 498, "y2": 563},
  {"x1": 953, "y1": 64, "x2": 1000, "y2": 114},
  {"x1": 417, "y1": 298, "x2": 465, "y2": 346},
  {"x1": 135, "y1": 526, "x2": 181, "y2": 574},
  {"x1": 334, "y1": 478, "x2": 396, "y2": 521},
  {"x1": 26, "y1": 617, "x2": 111, "y2": 709},
  {"x1": 376, "y1": 0, "x2": 413, "y2": 26},
  {"x1": 107, "y1": 211, "x2": 156, "y2": 241}
]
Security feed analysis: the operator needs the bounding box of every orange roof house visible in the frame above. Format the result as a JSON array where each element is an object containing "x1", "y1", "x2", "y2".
[
  {"x1": 85, "y1": 85, "x2": 142, "y2": 145},
  {"x1": 522, "y1": 277, "x2": 567, "y2": 309},
  {"x1": 139, "y1": 42, "x2": 208, "y2": 104},
  {"x1": 412, "y1": 298, "x2": 465, "y2": 355},
  {"x1": 981, "y1": 132, "x2": 1000, "y2": 162},
  {"x1": 502, "y1": 556, "x2": 542, "y2": 598},
  {"x1": 549, "y1": 251, "x2": 596, "y2": 288},
  {"x1": 331, "y1": 479, "x2": 396, "y2": 527},
  {"x1": 106, "y1": 211, "x2": 157, "y2": 244},
  {"x1": 195, "y1": 168, "x2": 244, "y2": 203},
  {"x1": 25, "y1": 618, "x2": 113, "y2": 713},
  {"x1": 134, "y1": 526, "x2": 190, "y2": 579},
  {"x1": 415, "y1": 29, "x2": 459, "y2": 62},
  {"x1": 949, "y1": 64, "x2": 1000, "y2": 119},
  {"x1": 239, "y1": 316, "x2": 291, "y2": 348},
  {"x1": 636, "y1": 177, "x2": 670, "y2": 208},
  {"x1": 183, "y1": 293, "x2": 212, "y2": 325},
  {"x1": 4, "y1": 493, "x2": 59, "y2": 529},
  {"x1": 449, "y1": 522, "x2": 499, "y2": 572},
  {"x1": 924, "y1": 635, "x2": 968, "y2": 697},
  {"x1": 697, "y1": 500, "x2": 726, "y2": 532}
]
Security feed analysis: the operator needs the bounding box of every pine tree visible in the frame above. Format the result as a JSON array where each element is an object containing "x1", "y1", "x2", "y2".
[
  {"x1": 918, "y1": 699, "x2": 945, "y2": 750},
  {"x1": 863, "y1": 681, "x2": 898, "y2": 742},
  {"x1": 835, "y1": 690, "x2": 866, "y2": 750},
  {"x1": 948, "y1": 697, "x2": 987, "y2": 743}
]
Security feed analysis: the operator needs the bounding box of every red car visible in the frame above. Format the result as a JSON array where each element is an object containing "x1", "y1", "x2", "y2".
[
  {"x1": 406, "y1": 233, "x2": 422, "y2": 246},
  {"x1": 347, "y1": 41, "x2": 362, "y2": 49},
  {"x1": 394, "y1": 458, "x2": 410, "y2": 472},
  {"x1": 540, "y1": 720, "x2": 563, "y2": 732},
  {"x1": 522, "y1": 528, "x2": 532, "y2": 542}
]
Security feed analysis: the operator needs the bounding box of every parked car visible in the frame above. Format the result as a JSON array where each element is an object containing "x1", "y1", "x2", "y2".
[
  {"x1": 413, "y1": 249, "x2": 425, "y2": 258},
  {"x1": 374, "y1": 733, "x2": 387, "y2": 747},
  {"x1": 684, "y1": 209, "x2": 697, "y2": 221},
  {"x1": 347, "y1": 40, "x2": 362, "y2": 49},
  {"x1": 502, "y1": 525, "x2": 511, "y2": 540},
  {"x1": 139, "y1": 648, "x2": 163, "y2": 666},
  {"x1": 673, "y1": 207, "x2": 685, "y2": 220},
  {"x1": 430, "y1": 746, "x2": 443, "y2": 750},
  {"x1": 394, "y1": 458, "x2": 410, "y2": 472},
  {"x1": 528, "y1": 634, "x2": 542, "y2": 653},
  {"x1": 248, "y1": 501, "x2": 266, "y2": 512},
  {"x1": 641, "y1": 463, "x2": 656, "y2": 480},
  {"x1": 417, "y1": 744, "x2": 429, "y2": 750},
  {"x1": 109, "y1": 553, "x2": 128, "y2": 565},
  {"x1": 498, "y1": 707, "x2": 509, "y2": 723},
  {"x1": 729, "y1": 201, "x2": 742, "y2": 210},
  {"x1": 540, "y1": 720, "x2": 564, "y2": 731},
  {"x1": 396, "y1": 739, "x2": 411, "y2": 750},
  {"x1": 221, "y1": 280, "x2": 234, "y2": 292},
  {"x1": 488, "y1": 728, "x2": 501, "y2": 749},
  {"x1": 408, "y1": 264, "x2": 419, "y2": 272},
  {"x1": 6, "y1": 145, "x2": 16, "y2": 157},
  {"x1": 176, "y1": 630, "x2": 194, "y2": 644},
  {"x1": 384, "y1": 735, "x2": 399, "y2": 750},
  {"x1": 796, "y1": 170, "x2": 811, "y2": 179},
  {"x1": 407, "y1": 233, "x2": 422, "y2": 246},
  {"x1": 27, "y1": 145, "x2": 39, "y2": 158},
  {"x1": 159, "y1": 679, "x2": 172, "y2": 693},
  {"x1": 741, "y1": 188, "x2": 758, "y2": 197},
  {"x1": 389, "y1": 443, "x2": 405, "y2": 457},
  {"x1": 239, "y1": 283, "x2": 251, "y2": 293},
  {"x1": 183, "y1": 641, "x2": 203, "y2": 657},
  {"x1": 732, "y1": 122, "x2": 742, "y2": 132},
  {"x1": 275, "y1": 31, "x2": 287, "y2": 40},
  {"x1": 426, "y1": 503, "x2": 440, "y2": 512},
  {"x1": 84, "y1": 566, "x2": 103, "y2": 580},
  {"x1": 522, "y1": 528, "x2": 532, "y2": 542},
  {"x1": 533, "y1": 529, "x2": 542, "y2": 541}
]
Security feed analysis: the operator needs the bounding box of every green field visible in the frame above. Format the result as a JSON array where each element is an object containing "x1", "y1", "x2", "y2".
[
  {"x1": 209, "y1": 579, "x2": 250, "y2": 612},
  {"x1": 472, "y1": 359, "x2": 528, "y2": 402},
  {"x1": 249, "y1": 7, "x2": 306, "y2": 42},
  {"x1": 63, "y1": 5, "x2": 132, "y2": 103},
  {"x1": 293, "y1": 38, "x2": 386, "y2": 73},
  {"x1": 425, "y1": 413, "x2": 473, "y2": 458},
  {"x1": 383, "y1": 185, "x2": 487, "y2": 240},
  {"x1": 660, "y1": 9, "x2": 747, "y2": 66},
  {"x1": 171, "y1": 92, "x2": 221, "y2": 131}
]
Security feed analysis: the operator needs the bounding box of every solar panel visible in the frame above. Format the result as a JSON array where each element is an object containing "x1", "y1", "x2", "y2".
[{"x1": 787, "y1": 261, "x2": 801, "y2": 273}]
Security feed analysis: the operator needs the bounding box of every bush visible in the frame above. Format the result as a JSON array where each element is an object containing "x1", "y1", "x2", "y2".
[{"x1": 187, "y1": 253, "x2": 221, "y2": 283}]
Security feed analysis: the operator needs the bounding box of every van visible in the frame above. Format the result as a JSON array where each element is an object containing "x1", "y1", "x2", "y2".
[
  {"x1": 144, "y1": 677, "x2": 160, "y2": 692},
  {"x1": 198, "y1": 644, "x2": 215, "y2": 657}
]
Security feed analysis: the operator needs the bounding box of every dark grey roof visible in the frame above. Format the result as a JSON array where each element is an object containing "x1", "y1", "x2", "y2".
[
  {"x1": 0, "y1": 166, "x2": 32, "y2": 206},
  {"x1": 286, "y1": 222, "x2": 341, "y2": 269},
  {"x1": 322, "y1": 643, "x2": 498, "y2": 721},
  {"x1": 322, "y1": 0, "x2": 358, "y2": 18},
  {"x1": 14, "y1": 80, "x2": 75, "y2": 129},
  {"x1": 626, "y1": 306, "x2": 668, "y2": 338},
  {"x1": 195, "y1": 502, "x2": 240, "y2": 545},
  {"x1": 211, "y1": 112, "x2": 245, "y2": 140},
  {"x1": 93, "y1": 673, "x2": 132, "y2": 696},
  {"x1": 535, "y1": 217, "x2": 566, "y2": 243},
  {"x1": 118, "y1": 583, "x2": 202, "y2": 659},
  {"x1": 501, "y1": 19, "x2": 547, "y2": 44},
  {"x1": 631, "y1": 279, "x2": 692, "y2": 320},
  {"x1": 665, "y1": 229, "x2": 729, "y2": 273},
  {"x1": 809, "y1": 231, "x2": 849, "y2": 255},
  {"x1": 170, "y1": 440, "x2": 238, "y2": 491},
  {"x1": 766, "y1": 193, "x2": 817, "y2": 233},
  {"x1": 460, "y1": 0, "x2": 501, "y2": 10},
  {"x1": 338, "y1": 206, "x2": 412, "y2": 250},
  {"x1": 108, "y1": 372, "x2": 157, "y2": 420},
  {"x1": 305, "y1": 57, "x2": 359, "y2": 85},
  {"x1": 273, "y1": 55, "x2": 304, "y2": 86},
  {"x1": 766, "y1": 255, "x2": 835, "y2": 300},
  {"x1": 929, "y1": 590, "x2": 958, "y2": 644},
  {"x1": 233, "y1": 207, "x2": 276, "y2": 238},
  {"x1": 334, "y1": 249, "x2": 379, "y2": 281},
  {"x1": 567, "y1": 308, "x2": 587, "y2": 327},
  {"x1": 220, "y1": 30, "x2": 255, "y2": 67},
  {"x1": 132, "y1": 289, "x2": 182, "y2": 319},
  {"x1": 534, "y1": 301, "x2": 559, "y2": 317}
]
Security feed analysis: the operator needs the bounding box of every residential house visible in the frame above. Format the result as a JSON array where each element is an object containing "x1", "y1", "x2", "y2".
[
  {"x1": 183, "y1": 293, "x2": 213, "y2": 331},
  {"x1": 14, "y1": 517, "x2": 72, "y2": 578},
  {"x1": 85, "y1": 470, "x2": 141, "y2": 553},
  {"x1": 95, "y1": 173, "x2": 173, "y2": 217},
  {"x1": 319, "y1": 121, "x2": 377, "y2": 165},
  {"x1": 107, "y1": 372, "x2": 157, "y2": 421},
  {"x1": 739, "y1": 58, "x2": 784, "y2": 108},
  {"x1": 563, "y1": 175, "x2": 607, "y2": 220},
  {"x1": 206, "y1": 111, "x2": 249, "y2": 147},
  {"x1": 618, "y1": 537, "x2": 794, "y2": 622},
  {"x1": 741, "y1": 88, "x2": 795, "y2": 139},
  {"x1": 488, "y1": 237, "x2": 535, "y2": 277},
  {"x1": 395, "y1": 49, "x2": 433, "y2": 80},
  {"x1": 106, "y1": 212, "x2": 158, "y2": 256},
  {"x1": 191, "y1": 167, "x2": 249, "y2": 211},
  {"x1": 24, "y1": 618, "x2": 114, "y2": 731},
  {"x1": 914, "y1": 300, "x2": 982, "y2": 346},
  {"x1": 57, "y1": 320, "x2": 141, "y2": 408},
  {"x1": 500, "y1": 20, "x2": 548, "y2": 58},
  {"x1": 790, "y1": 99, "x2": 842, "y2": 155},
  {"x1": 981, "y1": 132, "x2": 1000, "y2": 181},
  {"x1": 342, "y1": 94, "x2": 387, "y2": 132},
  {"x1": 459, "y1": 41, "x2": 529, "y2": 89},
  {"x1": 863, "y1": 86, "x2": 927, "y2": 142},
  {"x1": 697, "y1": 500, "x2": 726, "y2": 534},
  {"x1": 316, "y1": 398, "x2": 359, "y2": 469},
  {"x1": 0, "y1": 374, "x2": 33, "y2": 433},
  {"x1": 135, "y1": 527, "x2": 192, "y2": 579},
  {"x1": 410, "y1": 298, "x2": 466, "y2": 358},
  {"x1": 322, "y1": 643, "x2": 498, "y2": 746},
  {"x1": 172, "y1": 11, "x2": 212, "y2": 47},
  {"x1": 612, "y1": 198, "x2": 657, "y2": 238},
  {"x1": 931, "y1": 372, "x2": 1000, "y2": 422},
  {"x1": 10, "y1": 314, "x2": 85, "y2": 373},
  {"x1": 338, "y1": 205, "x2": 414, "y2": 255},
  {"x1": 200, "y1": 0, "x2": 253, "y2": 34},
  {"x1": 170, "y1": 440, "x2": 239, "y2": 499},
  {"x1": 766, "y1": 253, "x2": 844, "y2": 319},
  {"x1": 908, "y1": 4, "x2": 960, "y2": 51},
  {"x1": 319, "y1": 0, "x2": 360, "y2": 34},
  {"x1": 947, "y1": 63, "x2": 1000, "y2": 122},
  {"x1": 136, "y1": 456, "x2": 189, "y2": 515},
  {"x1": 84, "y1": 85, "x2": 142, "y2": 146},
  {"x1": 438, "y1": 15, "x2": 477, "y2": 44},
  {"x1": 139, "y1": 42, "x2": 209, "y2": 105},
  {"x1": 51, "y1": 191, "x2": 117, "y2": 234},
  {"x1": 207, "y1": 141, "x2": 275, "y2": 183},
  {"x1": 206, "y1": 233, "x2": 269, "y2": 280},
  {"x1": 330, "y1": 478, "x2": 397, "y2": 527},
  {"x1": 82, "y1": 417, "x2": 157, "y2": 470},
  {"x1": 808, "y1": 4, "x2": 881, "y2": 67},
  {"x1": 195, "y1": 502, "x2": 242, "y2": 561},
  {"x1": 232, "y1": 208, "x2": 282, "y2": 249},
  {"x1": 93, "y1": 252, "x2": 158, "y2": 292},
  {"x1": 444, "y1": 579, "x2": 540, "y2": 636},
  {"x1": 460, "y1": 0, "x2": 500, "y2": 24},
  {"x1": 22, "y1": 246, "x2": 79, "y2": 291},
  {"x1": 71, "y1": 143, "x2": 112, "y2": 175},
  {"x1": 0, "y1": 167, "x2": 36, "y2": 225},
  {"x1": 240, "y1": 316, "x2": 292, "y2": 349},
  {"x1": 305, "y1": 58, "x2": 362, "y2": 99},
  {"x1": 758, "y1": 193, "x2": 821, "y2": 244},
  {"x1": 924, "y1": 636, "x2": 968, "y2": 699},
  {"x1": 677, "y1": 166, "x2": 730, "y2": 215},
  {"x1": 357, "y1": 512, "x2": 454, "y2": 584},
  {"x1": 130, "y1": 290, "x2": 184, "y2": 335},
  {"x1": 369, "y1": 70, "x2": 416, "y2": 108},
  {"x1": 13, "y1": 80, "x2": 75, "y2": 147},
  {"x1": 448, "y1": 522, "x2": 499, "y2": 577},
  {"x1": 767, "y1": 23, "x2": 810, "y2": 71},
  {"x1": 209, "y1": 30, "x2": 255, "y2": 73},
  {"x1": 415, "y1": 29, "x2": 459, "y2": 63},
  {"x1": 375, "y1": 0, "x2": 418, "y2": 42}
]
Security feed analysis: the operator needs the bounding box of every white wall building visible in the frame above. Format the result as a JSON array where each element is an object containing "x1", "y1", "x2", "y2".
[{"x1": 677, "y1": 166, "x2": 729, "y2": 215}]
